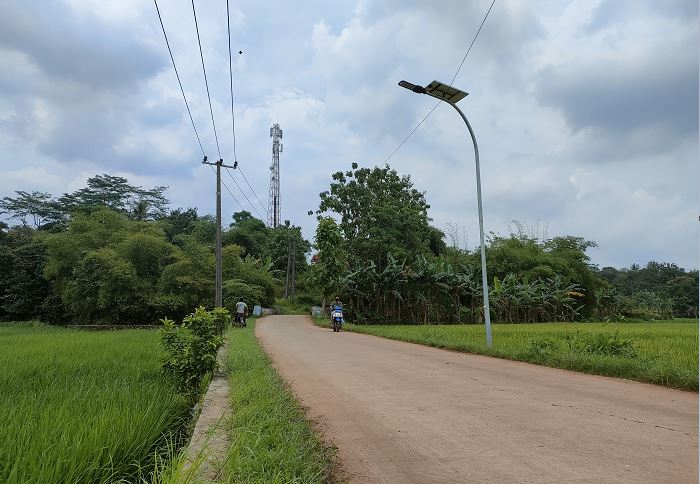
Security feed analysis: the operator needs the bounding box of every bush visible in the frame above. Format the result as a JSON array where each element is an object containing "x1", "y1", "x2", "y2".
[
  {"x1": 223, "y1": 280, "x2": 265, "y2": 310},
  {"x1": 160, "y1": 306, "x2": 229, "y2": 403}
]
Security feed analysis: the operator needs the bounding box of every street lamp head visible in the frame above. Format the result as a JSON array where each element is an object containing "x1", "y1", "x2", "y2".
[
  {"x1": 425, "y1": 80, "x2": 468, "y2": 104},
  {"x1": 398, "y1": 80, "x2": 468, "y2": 104},
  {"x1": 398, "y1": 80, "x2": 426, "y2": 94}
]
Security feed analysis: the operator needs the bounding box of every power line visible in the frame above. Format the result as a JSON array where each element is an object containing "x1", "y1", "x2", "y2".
[
  {"x1": 224, "y1": 166, "x2": 265, "y2": 220},
  {"x1": 383, "y1": 0, "x2": 496, "y2": 164},
  {"x1": 226, "y1": 0, "x2": 238, "y2": 163},
  {"x1": 153, "y1": 0, "x2": 205, "y2": 156},
  {"x1": 191, "y1": 0, "x2": 222, "y2": 159},
  {"x1": 225, "y1": 0, "x2": 269, "y2": 216},
  {"x1": 208, "y1": 164, "x2": 243, "y2": 209},
  {"x1": 238, "y1": 167, "x2": 269, "y2": 214},
  {"x1": 449, "y1": 0, "x2": 496, "y2": 86}
]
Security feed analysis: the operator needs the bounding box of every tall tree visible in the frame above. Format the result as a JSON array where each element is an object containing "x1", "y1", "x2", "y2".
[
  {"x1": 0, "y1": 191, "x2": 65, "y2": 228},
  {"x1": 317, "y1": 163, "x2": 443, "y2": 268},
  {"x1": 57, "y1": 174, "x2": 168, "y2": 220},
  {"x1": 309, "y1": 217, "x2": 348, "y2": 307}
]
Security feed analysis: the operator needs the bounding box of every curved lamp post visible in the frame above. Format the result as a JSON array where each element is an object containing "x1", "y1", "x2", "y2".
[{"x1": 399, "y1": 80, "x2": 492, "y2": 346}]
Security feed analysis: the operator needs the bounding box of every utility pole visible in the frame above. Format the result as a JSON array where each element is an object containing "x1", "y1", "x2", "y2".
[
  {"x1": 290, "y1": 239, "x2": 296, "y2": 300},
  {"x1": 284, "y1": 237, "x2": 297, "y2": 300},
  {"x1": 202, "y1": 156, "x2": 235, "y2": 307},
  {"x1": 284, "y1": 238, "x2": 291, "y2": 299}
]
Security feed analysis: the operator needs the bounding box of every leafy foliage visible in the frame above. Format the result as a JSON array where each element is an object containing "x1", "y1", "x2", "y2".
[
  {"x1": 309, "y1": 217, "x2": 348, "y2": 306},
  {"x1": 307, "y1": 163, "x2": 697, "y2": 324},
  {"x1": 1, "y1": 175, "x2": 168, "y2": 228},
  {"x1": 598, "y1": 262, "x2": 698, "y2": 318},
  {"x1": 0, "y1": 227, "x2": 56, "y2": 321},
  {"x1": 160, "y1": 307, "x2": 229, "y2": 402},
  {"x1": 317, "y1": 163, "x2": 444, "y2": 269}
]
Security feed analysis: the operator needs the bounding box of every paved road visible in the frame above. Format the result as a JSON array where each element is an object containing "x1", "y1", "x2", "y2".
[{"x1": 256, "y1": 316, "x2": 698, "y2": 483}]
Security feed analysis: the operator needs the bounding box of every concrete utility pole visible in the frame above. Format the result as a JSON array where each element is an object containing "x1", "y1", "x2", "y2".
[
  {"x1": 284, "y1": 238, "x2": 297, "y2": 300},
  {"x1": 284, "y1": 238, "x2": 291, "y2": 299},
  {"x1": 202, "y1": 156, "x2": 235, "y2": 307}
]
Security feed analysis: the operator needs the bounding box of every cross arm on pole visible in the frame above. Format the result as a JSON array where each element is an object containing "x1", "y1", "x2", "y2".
[{"x1": 202, "y1": 158, "x2": 235, "y2": 169}]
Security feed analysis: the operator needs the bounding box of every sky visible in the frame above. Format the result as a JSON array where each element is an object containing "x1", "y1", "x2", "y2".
[{"x1": 0, "y1": 0, "x2": 697, "y2": 269}]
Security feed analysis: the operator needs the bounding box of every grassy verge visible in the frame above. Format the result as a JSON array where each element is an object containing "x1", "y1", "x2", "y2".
[
  {"x1": 314, "y1": 317, "x2": 698, "y2": 391},
  {"x1": 0, "y1": 324, "x2": 190, "y2": 483},
  {"x1": 224, "y1": 319, "x2": 333, "y2": 483}
]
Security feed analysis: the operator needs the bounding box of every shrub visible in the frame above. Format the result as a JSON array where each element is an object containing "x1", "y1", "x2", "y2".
[
  {"x1": 223, "y1": 280, "x2": 265, "y2": 310},
  {"x1": 160, "y1": 306, "x2": 229, "y2": 403}
]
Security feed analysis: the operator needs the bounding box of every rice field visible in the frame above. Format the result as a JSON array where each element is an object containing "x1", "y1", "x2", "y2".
[
  {"x1": 0, "y1": 323, "x2": 190, "y2": 484},
  {"x1": 331, "y1": 319, "x2": 698, "y2": 391}
]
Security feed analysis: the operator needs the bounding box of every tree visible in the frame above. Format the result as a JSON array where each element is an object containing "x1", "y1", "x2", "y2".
[
  {"x1": 598, "y1": 261, "x2": 698, "y2": 318},
  {"x1": 163, "y1": 208, "x2": 199, "y2": 242},
  {"x1": 56, "y1": 174, "x2": 168, "y2": 220},
  {"x1": 667, "y1": 274, "x2": 699, "y2": 318},
  {"x1": 0, "y1": 227, "x2": 54, "y2": 320},
  {"x1": 0, "y1": 191, "x2": 65, "y2": 228},
  {"x1": 224, "y1": 211, "x2": 269, "y2": 258},
  {"x1": 317, "y1": 163, "x2": 443, "y2": 268},
  {"x1": 266, "y1": 222, "x2": 311, "y2": 274},
  {"x1": 63, "y1": 248, "x2": 144, "y2": 324},
  {"x1": 309, "y1": 217, "x2": 348, "y2": 308}
]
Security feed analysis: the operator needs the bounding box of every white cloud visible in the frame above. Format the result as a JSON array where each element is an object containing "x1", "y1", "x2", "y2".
[{"x1": 0, "y1": 0, "x2": 697, "y2": 269}]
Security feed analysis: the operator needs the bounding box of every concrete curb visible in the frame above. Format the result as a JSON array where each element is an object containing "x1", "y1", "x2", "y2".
[{"x1": 183, "y1": 343, "x2": 231, "y2": 483}]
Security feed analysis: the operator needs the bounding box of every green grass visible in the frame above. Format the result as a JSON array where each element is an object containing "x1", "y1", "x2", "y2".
[
  {"x1": 0, "y1": 324, "x2": 190, "y2": 483},
  {"x1": 316, "y1": 318, "x2": 698, "y2": 391},
  {"x1": 274, "y1": 298, "x2": 311, "y2": 315},
  {"x1": 224, "y1": 319, "x2": 333, "y2": 483}
]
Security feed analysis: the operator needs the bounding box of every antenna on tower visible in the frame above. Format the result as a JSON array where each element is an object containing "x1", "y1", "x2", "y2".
[{"x1": 267, "y1": 123, "x2": 282, "y2": 228}]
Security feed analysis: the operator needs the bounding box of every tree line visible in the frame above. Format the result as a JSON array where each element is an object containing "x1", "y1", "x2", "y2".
[
  {"x1": 305, "y1": 163, "x2": 698, "y2": 323},
  {"x1": 1, "y1": 167, "x2": 696, "y2": 325},
  {"x1": 0, "y1": 174, "x2": 308, "y2": 324}
]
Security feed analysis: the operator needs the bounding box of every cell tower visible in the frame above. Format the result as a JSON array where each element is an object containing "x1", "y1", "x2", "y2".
[{"x1": 267, "y1": 123, "x2": 283, "y2": 228}]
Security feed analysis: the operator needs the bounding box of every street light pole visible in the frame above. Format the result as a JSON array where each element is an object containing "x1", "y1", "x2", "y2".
[{"x1": 398, "y1": 80, "x2": 493, "y2": 346}]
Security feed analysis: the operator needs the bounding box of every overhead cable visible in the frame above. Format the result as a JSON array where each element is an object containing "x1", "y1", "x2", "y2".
[
  {"x1": 192, "y1": 0, "x2": 222, "y2": 159},
  {"x1": 226, "y1": 0, "x2": 269, "y2": 216},
  {"x1": 153, "y1": 0, "x2": 205, "y2": 156},
  {"x1": 383, "y1": 0, "x2": 496, "y2": 164}
]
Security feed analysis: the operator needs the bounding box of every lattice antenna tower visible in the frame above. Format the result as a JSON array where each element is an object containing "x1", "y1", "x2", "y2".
[{"x1": 267, "y1": 123, "x2": 283, "y2": 228}]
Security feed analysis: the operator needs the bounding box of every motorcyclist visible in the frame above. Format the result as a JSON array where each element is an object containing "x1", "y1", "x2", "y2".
[
  {"x1": 235, "y1": 299, "x2": 248, "y2": 327},
  {"x1": 330, "y1": 296, "x2": 344, "y2": 325}
]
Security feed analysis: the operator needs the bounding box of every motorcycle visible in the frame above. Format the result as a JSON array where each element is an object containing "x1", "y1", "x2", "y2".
[
  {"x1": 331, "y1": 307, "x2": 343, "y2": 332},
  {"x1": 234, "y1": 312, "x2": 247, "y2": 328}
]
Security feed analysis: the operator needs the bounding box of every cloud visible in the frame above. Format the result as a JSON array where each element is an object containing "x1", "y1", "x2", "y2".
[
  {"x1": 535, "y1": 50, "x2": 698, "y2": 139},
  {"x1": 0, "y1": 2, "x2": 163, "y2": 90},
  {"x1": 0, "y1": 0, "x2": 697, "y2": 269},
  {"x1": 533, "y1": 0, "x2": 699, "y2": 164}
]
